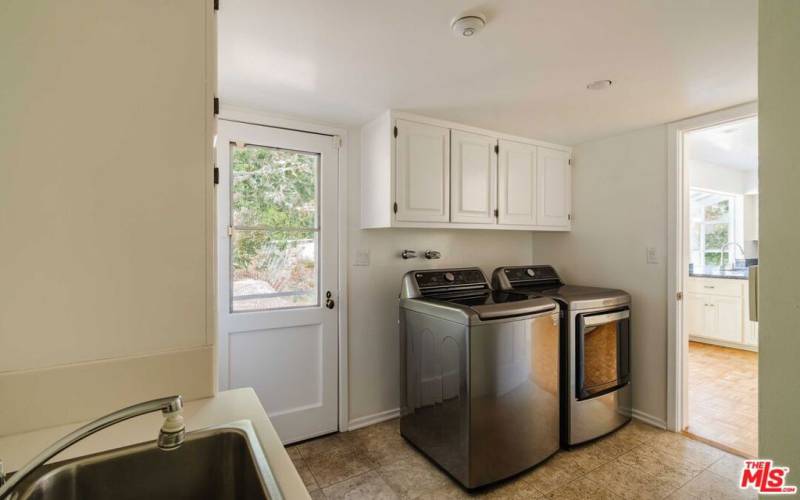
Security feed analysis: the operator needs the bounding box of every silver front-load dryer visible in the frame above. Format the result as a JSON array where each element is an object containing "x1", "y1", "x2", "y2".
[
  {"x1": 399, "y1": 268, "x2": 560, "y2": 488},
  {"x1": 492, "y1": 265, "x2": 632, "y2": 447}
]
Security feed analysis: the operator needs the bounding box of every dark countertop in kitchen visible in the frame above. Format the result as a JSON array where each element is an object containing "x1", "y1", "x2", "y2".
[{"x1": 689, "y1": 266, "x2": 750, "y2": 280}]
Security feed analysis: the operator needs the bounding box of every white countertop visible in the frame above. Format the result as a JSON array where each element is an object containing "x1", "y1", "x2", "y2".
[{"x1": 0, "y1": 388, "x2": 309, "y2": 499}]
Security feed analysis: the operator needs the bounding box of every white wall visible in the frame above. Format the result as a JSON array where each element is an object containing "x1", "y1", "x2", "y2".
[
  {"x1": 346, "y1": 130, "x2": 535, "y2": 424},
  {"x1": 688, "y1": 160, "x2": 749, "y2": 193},
  {"x1": 531, "y1": 125, "x2": 669, "y2": 426},
  {"x1": 0, "y1": 0, "x2": 215, "y2": 435},
  {"x1": 759, "y1": 0, "x2": 800, "y2": 473}
]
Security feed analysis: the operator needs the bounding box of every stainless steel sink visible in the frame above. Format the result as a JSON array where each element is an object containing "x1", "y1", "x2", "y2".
[{"x1": 7, "y1": 420, "x2": 283, "y2": 500}]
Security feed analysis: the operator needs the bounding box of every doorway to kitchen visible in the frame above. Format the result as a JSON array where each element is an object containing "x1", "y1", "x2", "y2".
[
  {"x1": 667, "y1": 103, "x2": 758, "y2": 457},
  {"x1": 216, "y1": 117, "x2": 345, "y2": 444}
]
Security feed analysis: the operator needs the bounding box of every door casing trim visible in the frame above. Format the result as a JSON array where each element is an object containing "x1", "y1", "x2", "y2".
[{"x1": 666, "y1": 101, "x2": 757, "y2": 432}]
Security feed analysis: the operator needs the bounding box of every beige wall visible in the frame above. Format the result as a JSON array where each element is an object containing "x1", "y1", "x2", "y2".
[
  {"x1": 531, "y1": 125, "x2": 669, "y2": 425},
  {"x1": 0, "y1": 0, "x2": 215, "y2": 435},
  {"x1": 346, "y1": 129, "x2": 536, "y2": 424},
  {"x1": 758, "y1": 0, "x2": 800, "y2": 471}
]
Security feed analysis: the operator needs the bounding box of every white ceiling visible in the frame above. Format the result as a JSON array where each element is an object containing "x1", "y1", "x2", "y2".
[
  {"x1": 686, "y1": 116, "x2": 758, "y2": 171},
  {"x1": 218, "y1": 0, "x2": 757, "y2": 145}
]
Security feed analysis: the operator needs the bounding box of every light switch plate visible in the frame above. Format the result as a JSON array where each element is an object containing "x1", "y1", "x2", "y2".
[
  {"x1": 646, "y1": 246, "x2": 659, "y2": 264},
  {"x1": 354, "y1": 249, "x2": 370, "y2": 267}
]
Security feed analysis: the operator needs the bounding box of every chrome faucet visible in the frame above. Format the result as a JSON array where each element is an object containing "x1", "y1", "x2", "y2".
[
  {"x1": 0, "y1": 395, "x2": 185, "y2": 499},
  {"x1": 720, "y1": 242, "x2": 746, "y2": 270}
]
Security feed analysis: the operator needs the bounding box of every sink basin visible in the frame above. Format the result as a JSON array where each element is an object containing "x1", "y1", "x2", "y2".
[{"x1": 7, "y1": 420, "x2": 283, "y2": 500}]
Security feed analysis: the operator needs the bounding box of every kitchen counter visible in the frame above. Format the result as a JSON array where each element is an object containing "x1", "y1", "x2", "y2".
[
  {"x1": 689, "y1": 266, "x2": 749, "y2": 280},
  {"x1": 0, "y1": 388, "x2": 309, "y2": 499}
]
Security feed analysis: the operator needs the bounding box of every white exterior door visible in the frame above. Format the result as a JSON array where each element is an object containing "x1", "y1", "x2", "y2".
[
  {"x1": 537, "y1": 147, "x2": 572, "y2": 227},
  {"x1": 217, "y1": 119, "x2": 339, "y2": 444},
  {"x1": 498, "y1": 139, "x2": 538, "y2": 225},
  {"x1": 450, "y1": 130, "x2": 497, "y2": 224},
  {"x1": 395, "y1": 119, "x2": 450, "y2": 222}
]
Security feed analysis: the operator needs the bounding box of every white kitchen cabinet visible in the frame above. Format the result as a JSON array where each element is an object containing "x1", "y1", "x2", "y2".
[
  {"x1": 394, "y1": 119, "x2": 450, "y2": 223},
  {"x1": 451, "y1": 129, "x2": 497, "y2": 224},
  {"x1": 360, "y1": 110, "x2": 572, "y2": 231},
  {"x1": 686, "y1": 277, "x2": 756, "y2": 350},
  {"x1": 497, "y1": 139, "x2": 537, "y2": 226},
  {"x1": 537, "y1": 147, "x2": 572, "y2": 227},
  {"x1": 686, "y1": 292, "x2": 741, "y2": 344}
]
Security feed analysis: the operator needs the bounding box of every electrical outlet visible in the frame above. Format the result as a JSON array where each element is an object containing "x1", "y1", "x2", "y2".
[
  {"x1": 646, "y1": 246, "x2": 659, "y2": 264},
  {"x1": 354, "y1": 249, "x2": 370, "y2": 267}
]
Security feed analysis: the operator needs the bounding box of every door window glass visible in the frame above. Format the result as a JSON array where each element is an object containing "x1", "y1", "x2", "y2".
[{"x1": 229, "y1": 143, "x2": 319, "y2": 311}]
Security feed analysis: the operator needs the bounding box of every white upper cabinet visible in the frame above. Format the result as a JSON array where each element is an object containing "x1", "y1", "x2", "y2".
[
  {"x1": 451, "y1": 130, "x2": 497, "y2": 224},
  {"x1": 395, "y1": 119, "x2": 450, "y2": 223},
  {"x1": 537, "y1": 147, "x2": 572, "y2": 227},
  {"x1": 360, "y1": 110, "x2": 571, "y2": 231},
  {"x1": 498, "y1": 139, "x2": 538, "y2": 226}
]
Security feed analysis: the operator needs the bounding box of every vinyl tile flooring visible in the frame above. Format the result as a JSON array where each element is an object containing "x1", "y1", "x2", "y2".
[
  {"x1": 286, "y1": 418, "x2": 755, "y2": 499},
  {"x1": 687, "y1": 341, "x2": 758, "y2": 457}
]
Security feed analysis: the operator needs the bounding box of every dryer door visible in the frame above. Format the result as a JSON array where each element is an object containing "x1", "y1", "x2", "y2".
[{"x1": 575, "y1": 308, "x2": 630, "y2": 400}]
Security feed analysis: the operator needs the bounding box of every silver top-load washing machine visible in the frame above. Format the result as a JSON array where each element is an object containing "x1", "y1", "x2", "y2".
[
  {"x1": 492, "y1": 265, "x2": 632, "y2": 447},
  {"x1": 399, "y1": 267, "x2": 560, "y2": 488}
]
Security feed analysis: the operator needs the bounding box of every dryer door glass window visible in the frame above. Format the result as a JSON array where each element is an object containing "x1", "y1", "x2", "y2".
[{"x1": 575, "y1": 308, "x2": 630, "y2": 400}]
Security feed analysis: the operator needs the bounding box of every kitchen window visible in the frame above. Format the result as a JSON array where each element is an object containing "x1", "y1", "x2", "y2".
[{"x1": 689, "y1": 190, "x2": 741, "y2": 268}]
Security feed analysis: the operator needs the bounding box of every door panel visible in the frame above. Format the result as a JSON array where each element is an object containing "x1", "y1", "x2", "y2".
[
  {"x1": 498, "y1": 140, "x2": 537, "y2": 225},
  {"x1": 395, "y1": 119, "x2": 449, "y2": 222},
  {"x1": 713, "y1": 296, "x2": 743, "y2": 343},
  {"x1": 451, "y1": 130, "x2": 497, "y2": 224},
  {"x1": 537, "y1": 147, "x2": 571, "y2": 227},
  {"x1": 217, "y1": 119, "x2": 338, "y2": 444},
  {"x1": 686, "y1": 293, "x2": 707, "y2": 337}
]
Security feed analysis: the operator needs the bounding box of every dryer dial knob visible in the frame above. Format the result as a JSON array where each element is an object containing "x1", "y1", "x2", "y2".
[
  {"x1": 444, "y1": 272, "x2": 455, "y2": 282},
  {"x1": 526, "y1": 268, "x2": 536, "y2": 277}
]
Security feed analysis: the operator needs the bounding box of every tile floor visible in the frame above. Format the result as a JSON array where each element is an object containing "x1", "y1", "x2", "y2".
[
  {"x1": 287, "y1": 418, "x2": 755, "y2": 499},
  {"x1": 687, "y1": 341, "x2": 757, "y2": 457}
]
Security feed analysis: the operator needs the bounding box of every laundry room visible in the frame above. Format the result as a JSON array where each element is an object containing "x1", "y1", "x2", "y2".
[{"x1": 3, "y1": 1, "x2": 800, "y2": 500}]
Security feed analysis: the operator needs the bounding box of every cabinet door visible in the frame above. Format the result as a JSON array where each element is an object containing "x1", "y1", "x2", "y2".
[
  {"x1": 537, "y1": 147, "x2": 571, "y2": 227},
  {"x1": 451, "y1": 130, "x2": 497, "y2": 224},
  {"x1": 497, "y1": 140, "x2": 537, "y2": 225},
  {"x1": 686, "y1": 293, "x2": 708, "y2": 337},
  {"x1": 395, "y1": 119, "x2": 450, "y2": 222},
  {"x1": 711, "y1": 296, "x2": 743, "y2": 343}
]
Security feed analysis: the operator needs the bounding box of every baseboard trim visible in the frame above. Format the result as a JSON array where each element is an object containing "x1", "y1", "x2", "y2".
[
  {"x1": 632, "y1": 409, "x2": 667, "y2": 429},
  {"x1": 346, "y1": 408, "x2": 400, "y2": 431}
]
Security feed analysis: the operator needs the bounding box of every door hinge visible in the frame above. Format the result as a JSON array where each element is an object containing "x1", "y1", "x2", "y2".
[
  {"x1": 213, "y1": 166, "x2": 219, "y2": 185},
  {"x1": 227, "y1": 226, "x2": 233, "y2": 237},
  {"x1": 567, "y1": 213, "x2": 572, "y2": 221},
  {"x1": 493, "y1": 208, "x2": 499, "y2": 217},
  {"x1": 332, "y1": 135, "x2": 342, "y2": 149},
  {"x1": 214, "y1": 0, "x2": 219, "y2": 10},
  {"x1": 494, "y1": 144, "x2": 499, "y2": 154},
  {"x1": 393, "y1": 202, "x2": 398, "y2": 214},
  {"x1": 677, "y1": 291, "x2": 684, "y2": 301},
  {"x1": 568, "y1": 158, "x2": 572, "y2": 166},
  {"x1": 393, "y1": 126, "x2": 398, "y2": 138},
  {"x1": 213, "y1": 97, "x2": 219, "y2": 115}
]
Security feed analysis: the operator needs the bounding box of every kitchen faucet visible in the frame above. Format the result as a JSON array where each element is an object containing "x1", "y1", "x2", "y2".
[
  {"x1": 720, "y1": 242, "x2": 746, "y2": 270},
  {"x1": 0, "y1": 395, "x2": 185, "y2": 499}
]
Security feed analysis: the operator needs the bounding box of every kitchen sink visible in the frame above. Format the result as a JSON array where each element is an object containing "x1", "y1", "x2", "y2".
[{"x1": 6, "y1": 420, "x2": 283, "y2": 500}]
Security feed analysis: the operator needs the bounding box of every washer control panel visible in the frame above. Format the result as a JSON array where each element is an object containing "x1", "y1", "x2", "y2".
[
  {"x1": 502, "y1": 265, "x2": 561, "y2": 284},
  {"x1": 414, "y1": 268, "x2": 486, "y2": 289}
]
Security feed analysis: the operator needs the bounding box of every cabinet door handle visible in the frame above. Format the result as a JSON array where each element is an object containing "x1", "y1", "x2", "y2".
[{"x1": 703, "y1": 285, "x2": 715, "y2": 289}]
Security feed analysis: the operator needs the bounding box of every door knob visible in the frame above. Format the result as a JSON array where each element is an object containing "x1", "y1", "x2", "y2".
[{"x1": 325, "y1": 291, "x2": 335, "y2": 309}]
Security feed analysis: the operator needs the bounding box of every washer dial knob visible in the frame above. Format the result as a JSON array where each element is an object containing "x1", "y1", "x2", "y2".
[
  {"x1": 444, "y1": 272, "x2": 456, "y2": 282},
  {"x1": 526, "y1": 268, "x2": 536, "y2": 277}
]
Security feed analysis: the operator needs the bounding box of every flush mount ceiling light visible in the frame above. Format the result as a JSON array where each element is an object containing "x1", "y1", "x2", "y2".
[
  {"x1": 587, "y1": 79, "x2": 613, "y2": 90},
  {"x1": 451, "y1": 14, "x2": 486, "y2": 38}
]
